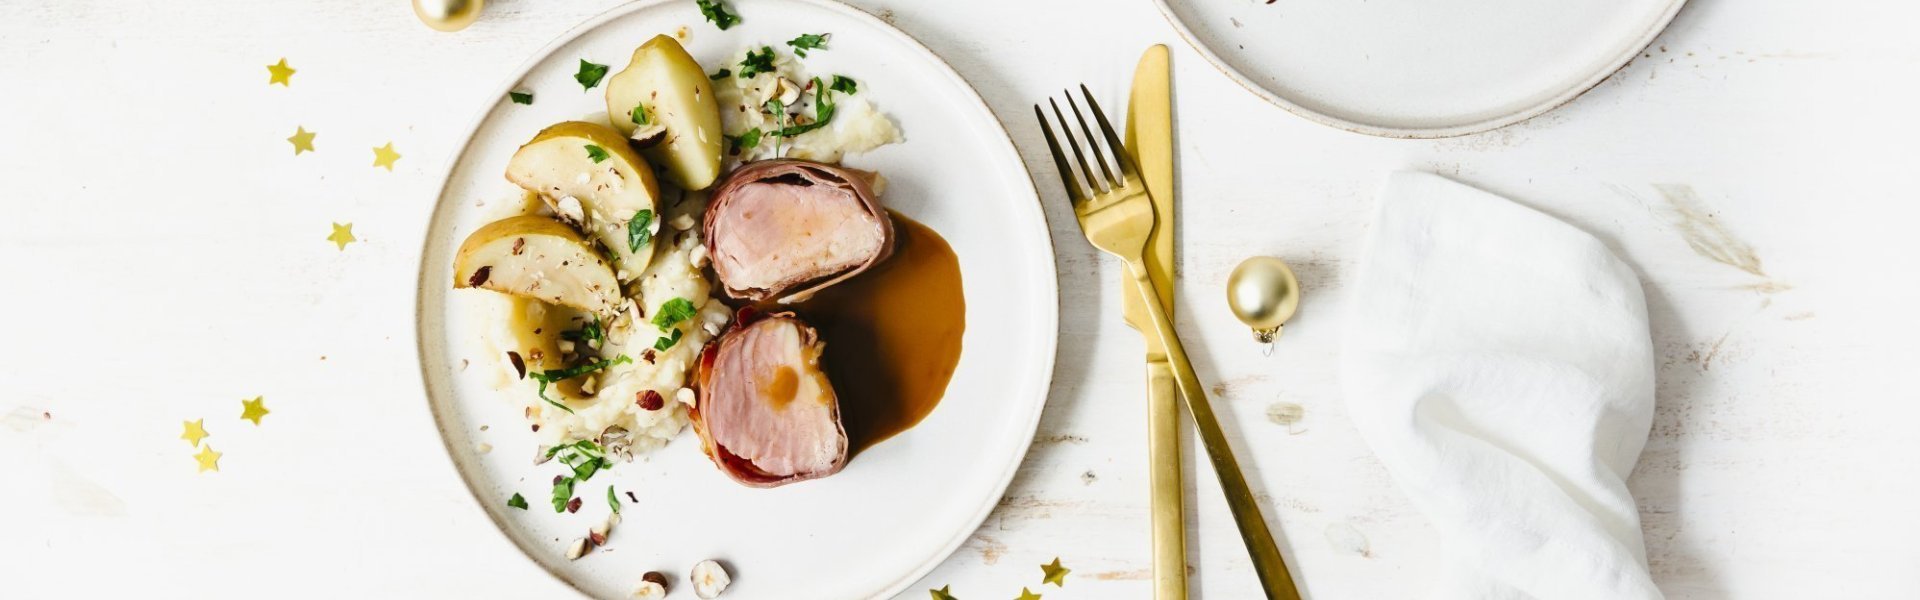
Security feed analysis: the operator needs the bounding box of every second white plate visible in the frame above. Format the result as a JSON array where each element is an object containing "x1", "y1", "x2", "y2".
[{"x1": 1156, "y1": 0, "x2": 1686, "y2": 138}]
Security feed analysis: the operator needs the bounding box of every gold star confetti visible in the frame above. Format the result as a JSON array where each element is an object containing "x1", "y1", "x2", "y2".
[
  {"x1": 1040, "y1": 558, "x2": 1070, "y2": 587},
  {"x1": 328, "y1": 222, "x2": 356, "y2": 250},
  {"x1": 181, "y1": 419, "x2": 209, "y2": 447},
  {"x1": 287, "y1": 126, "x2": 316, "y2": 155},
  {"x1": 195, "y1": 445, "x2": 222, "y2": 473},
  {"x1": 240, "y1": 396, "x2": 270, "y2": 425},
  {"x1": 371, "y1": 142, "x2": 401, "y2": 171},
  {"x1": 267, "y1": 58, "x2": 296, "y2": 86},
  {"x1": 928, "y1": 585, "x2": 957, "y2": 600},
  {"x1": 1015, "y1": 588, "x2": 1041, "y2": 600}
]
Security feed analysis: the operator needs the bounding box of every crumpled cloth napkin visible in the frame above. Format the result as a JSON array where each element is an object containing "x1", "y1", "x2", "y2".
[{"x1": 1341, "y1": 172, "x2": 1663, "y2": 600}]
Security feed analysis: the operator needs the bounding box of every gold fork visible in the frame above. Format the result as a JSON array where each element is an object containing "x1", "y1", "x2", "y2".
[{"x1": 1035, "y1": 86, "x2": 1303, "y2": 600}]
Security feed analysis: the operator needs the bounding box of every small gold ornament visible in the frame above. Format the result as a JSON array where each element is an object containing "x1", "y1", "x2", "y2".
[
  {"x1": 413, "y1": 0, "x2": 483, "y2": 32},
  {"x1": 1227, "y1": 256, "x2": 1301, "y2": 352}
]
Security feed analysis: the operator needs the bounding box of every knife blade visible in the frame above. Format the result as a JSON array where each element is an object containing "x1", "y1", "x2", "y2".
[{"x1": 1121, "y1": 44, "x2": 1185, "y2": 600}]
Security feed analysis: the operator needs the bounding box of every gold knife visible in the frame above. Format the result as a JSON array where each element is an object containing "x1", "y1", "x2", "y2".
[{"x1": 1121, "y1": 44, "x2": 1185, "y2": 600}]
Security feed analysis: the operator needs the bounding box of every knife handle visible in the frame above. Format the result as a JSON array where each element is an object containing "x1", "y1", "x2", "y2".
[
  {"x1": 1125, "y1": 260, "x2": 1302, "y2": 600},
  {"x1": 1146, "y1": 360, "x2": 1188, "y2": 600}
]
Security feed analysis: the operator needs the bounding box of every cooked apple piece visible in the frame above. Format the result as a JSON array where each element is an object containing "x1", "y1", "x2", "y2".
[
  {"x1": 505, "y1": 121, "x2": 661, "y2": 279},
  {"x1": 606, "y1": 35, "x2": 724, "y2": 191},
  {"x1": 453, "y1": 215, "x2": 621, "y2": 317}
]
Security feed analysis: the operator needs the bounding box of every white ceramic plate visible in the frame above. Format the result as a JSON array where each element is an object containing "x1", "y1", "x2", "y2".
[
  {"x1": 1155, "y1": 0, "x2": 1686, "y2": 138},
  {"x1": 413, "y1": 1, "x2": 1057, "y2": 597}
]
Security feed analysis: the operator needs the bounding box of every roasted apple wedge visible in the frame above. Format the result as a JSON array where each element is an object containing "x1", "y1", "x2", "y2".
[
  {"x1": 453, "y1": 215, "x2": 622, "y2": 317},
  {"x1": 505, "y1": 121, "x2": 661, "y2": 280},
  {"x1": 606, "y1": 35, "x2": 724, "y2": 191}
]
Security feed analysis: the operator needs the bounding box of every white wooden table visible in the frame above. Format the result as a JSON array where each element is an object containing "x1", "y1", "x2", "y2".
[{"x1": 3, "y1": 0, "x2": 1916, "y2": 598}]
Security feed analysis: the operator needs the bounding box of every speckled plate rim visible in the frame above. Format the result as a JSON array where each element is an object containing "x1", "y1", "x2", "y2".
[
  {"x1": 1151, "y1": 0, "x2": 1689, "y2": 139},
  {"x1": 409, "y1": 0, "x2": 1059, "y2": 597}
]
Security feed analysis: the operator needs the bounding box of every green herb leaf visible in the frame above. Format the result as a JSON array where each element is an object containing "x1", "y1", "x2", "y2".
[
  {"x1": 653, "y1": 328, "x2": 684, "y2": 351},
  {"x1": 829, "y1": 75, "x2": 857, "y2": 95},
  {"x1": 508, "y1": 493, "x2": 528, "y2": 510},
  {"x1": 560, "y1": 316, "x2": 604, "y2": 345},
  {"x1": 531, "y1": 355, "x2": 634, "y2": 413},
  {"x1": 709, "y1": 68, "x2": 732, "y2": 80},
  {"x1": 509, "y1": 91, "x2": 534, "y2": 105},
  {"x1": 696, "y1": 0, "x2": 740, "y2": 30},
  {"x1": 627, "y1": 210, "x2": 655, "y2": 253},
  {"x1": 630, "y1": 103, "x2": 650, "y2": 125},
  {"x1": 651, "y1": 298, "x2": 698, "y2": 329},
  {"x1": 786, "y1": 33, "x2": 830, "y2": 58},
  {"x1": 737, "y1": 46, "x2": 776, "y2": 79},
  {"x1": 575, "y1": 59, "x2": 610, "y2": 90},
  {"x1": 770, "y1": 78, "x2": 836, "y2": 138},
  {"x1": 585, "y1": 144, "x2": 610, "y2": 163},
  {"x1": 607, "y1": 485, "x2": 621, "y2": 513},
  {"x1": 551, "y1": 476, "x2": 574, "y2": 512},
  {"x1": 728, "y1": 128, "x2": 763, "y2": 156}
]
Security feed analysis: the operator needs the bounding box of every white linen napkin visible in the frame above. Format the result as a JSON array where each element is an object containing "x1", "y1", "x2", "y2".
[{"x1": 1341, "y1": 172, "x2": 1663, "y2": 600}]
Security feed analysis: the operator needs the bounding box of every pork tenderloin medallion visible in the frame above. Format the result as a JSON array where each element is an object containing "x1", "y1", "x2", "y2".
[
  {"x1": 702, "y1": 159, "x2": 894, "y2": 303},
  {"x1": 692, "y1": 309, "x2": 849, "y2": 487}
]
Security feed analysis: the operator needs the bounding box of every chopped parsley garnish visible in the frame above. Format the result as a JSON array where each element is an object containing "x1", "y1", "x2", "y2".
[
  {"x1": 574, "y1": 59, "x2": 610, "y2": 90},
  {"x1": 607, "y1": 485, "x2": 621, "y2": 513},
  {"x1": 653, "y1": 328, "x2": 684, "y2": 351},
  {"x1": 507, "y1": 493, "x2": 528, "y2": 510},
  {"x1": 786, "y1": 33, "x2": 830, "y2": 58},
  {"x1": 530, "y1": 355, "x2": 633, "y2": 413},
  {"x1": 709, "y1": 68, "x2": 731, "y2": 80},
  {"x1": 585, "y1": 144, "x2": 610, "y2": 163},
  {"x1": 508, "y1": 91, "x2": 534, "y2": 104},
  {"x1": 696, "y1": 0, "x2": 740, "y2": 30},
  {"x1": 548, "y1": 440, "x2": 612, "y2": 481},
  {"x1": 551, "y1": 475, "x2": 575, "y2": 512},
  {"x1": 559, "y1": 316, "x2": 604, "y2": 346},
  {"x1": 737, "y1": 46, "x2": 776, "y2": 79},
  {"x1": 652, "y1": 298, "x2": 698, "y2": 329},
  {"x1": 728, "y1": 128, "x2": 763, "y2": 155},
  {"x1": 829, "y1": 75, "x2": 857, "y2": 95},
  {"x1": 629, "y1": 102, "x2": 650, "y2": 125},
  {"x1": 771, "y1": 78, "x2": 836, "y2": 138},
  {"x1": 627, "y1": 209, "x2": 655, "y2": 253}
]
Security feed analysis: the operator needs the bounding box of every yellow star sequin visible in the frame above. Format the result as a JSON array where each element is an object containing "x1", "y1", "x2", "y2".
[
  {"x1": 267, "y1": 58, "x2": 296, "y2": 86},
  {"x1": 240, "y1": 396, "x2": 270, "y2": 425},
  {"x1": 1015, "y1": 588, "x2": 1041, "y2": 600},
  {"x1": 287, "y1": 126, "x2": 316, "y2": 155},
  {"x1": 195, "y1": 445, "x2": 222, "y2": 473},
  {"x1": 181, "y1": 419, "x2": 209, "y2": 447},
  {"x1": 1040, "y1": 558, "x2": 1070, "y2": 587},
  {"x1": 928, "y1": 585, "x2": 957, "y2": 600},
  {"x1": 328, "y1": 222, "x2": 356, "y2": 250},
  {"x1": 371, "y1": 142, "x2": 401, "y2": 171}
]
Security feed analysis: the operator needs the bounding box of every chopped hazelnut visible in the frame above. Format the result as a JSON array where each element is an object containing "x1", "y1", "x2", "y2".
[
  {"x1": 566, "y1": 537, "x2": 590, "y2": 560},
  {"x1": 632, "y1": 572, "x2": 668, "y2": 599},
  {"x1": 690, "y1": 560, "x2": 731, "y2": 599},
  {"x1": 638, "y1": 389, "x2": 665, "y2": 411}
]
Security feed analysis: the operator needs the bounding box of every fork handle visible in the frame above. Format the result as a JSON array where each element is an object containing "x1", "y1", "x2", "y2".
[{"x1": 1126, "y1": 260, "x2": 1303, "y2": 600}]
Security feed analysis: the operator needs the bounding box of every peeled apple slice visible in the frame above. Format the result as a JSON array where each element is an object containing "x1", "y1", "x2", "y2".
[
  {"x1": 453, "y1": 215, "x2": 621, "y2": 317},
  {"x1": 606, "y1": 35, "x2": 725, "y2": 190},
  {"x1": 505, "y1": 121, "x2": 660, "y2": 279}
]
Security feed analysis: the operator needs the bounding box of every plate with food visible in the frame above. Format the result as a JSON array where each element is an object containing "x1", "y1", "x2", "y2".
[
  {"x1": 413, "y1": 0, "x2": 1056, "y2": 597},
  {"x1": 1155, "y1": 0, "x2": 1686, "y2": 137}
]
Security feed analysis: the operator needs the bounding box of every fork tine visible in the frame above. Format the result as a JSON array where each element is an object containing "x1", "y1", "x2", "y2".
[
  {"x1": 1034, "y1": 104, "x2": 1087, "y2": 205},
  {"x1": 1049, "y1": 98, "x2": 1102, "y2": 195},
  {"x1": 1065, "y1": 92, "x2": 1119, "y2": 190},
  {"x1": 1080, "y1": 84, "x2": 1138, "y2": 185}
]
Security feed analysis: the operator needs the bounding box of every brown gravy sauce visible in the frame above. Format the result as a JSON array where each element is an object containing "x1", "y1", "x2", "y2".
[{"x1": 772, "y1": 212, "x2": 965, "y2": 454}]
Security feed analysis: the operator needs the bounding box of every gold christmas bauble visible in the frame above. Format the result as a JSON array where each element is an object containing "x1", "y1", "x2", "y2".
[
  {"x1": 414, "y1": 0, "x2": 483, "y2": 32},
  {"x1": 1226, "y1": 256, "x2": 1301, "y2": 344}
]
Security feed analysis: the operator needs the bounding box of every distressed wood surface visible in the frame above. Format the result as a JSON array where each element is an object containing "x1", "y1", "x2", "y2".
[{"x1": 2, "y1": 0, "x2": 1916, "y2": 598}]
